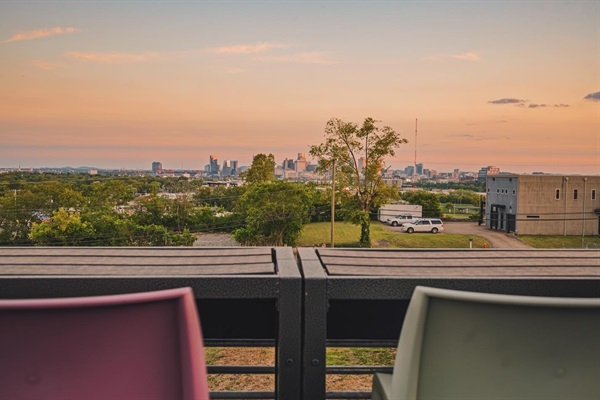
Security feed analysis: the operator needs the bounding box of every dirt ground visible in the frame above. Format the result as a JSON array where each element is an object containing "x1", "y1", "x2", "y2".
[
  {"x1": 193, "y1": 233, "x2": 240, "y2": 247},
  {"x1": 206, "y1": 347, "x2": 374, "y2": 394}
]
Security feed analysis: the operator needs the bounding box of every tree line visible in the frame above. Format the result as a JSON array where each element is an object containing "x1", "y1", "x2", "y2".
[{"x1": 1, "y1": 117, "x2": 483, "y2": 247}]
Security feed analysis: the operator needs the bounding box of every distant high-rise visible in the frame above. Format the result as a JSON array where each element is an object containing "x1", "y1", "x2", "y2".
[
  {"x1": 405, "y1": 165, "x2": 415, "y2": 176},
  {"x1": 416, "y1": 163, "x2": 423, "y2": 175},
  {"x1": 358, "y1": 157, "x2": 366, "y2": 173},
  {"x1": 209, "y1": 155, "x2": 219, "y2": 175},
  {"x1": 222, "y1": 160, "x2": 232, "y2": 176},
  {"x1": 294, "y1": 153, "x2": 307, "y2": 172},
  {"x1": 152, "y1": 161, "x2": 163, "y2": 174},
  {"x1": 283, "y1": 158, "x2": 295, "y2": 170},
  {"x1": 231, "y1": 161, "x2": 238, "y2": 175},
  {"x1": 478, "y1": 166, "x2": 500, "y2": 181}
]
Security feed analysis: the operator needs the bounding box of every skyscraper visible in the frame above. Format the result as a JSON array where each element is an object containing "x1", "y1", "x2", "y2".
[
  {"x1": 222, "y1": 160, "x2": 232, "y2": 176},
  {"x1": 478, "y1": 166, "x2": 500, "y2": 181},
  {"x1": 230, "y1": 161, "x2": 238, "y2": 175},
  {"x1": 358, "y1": 157, "x2": 365, "y2": 173},
  {"x1": 283, "y1": 158, "x2": 295, "y2": 170},
  {"x1": 209, "y1": 155, "x2": 219, "y2": 175},
  {"x1": 152, "y1": 161, "x2": 162, "y2": 174},
  {"x1": 295, "y1": 153, "x2": 307, "y2": 172}
]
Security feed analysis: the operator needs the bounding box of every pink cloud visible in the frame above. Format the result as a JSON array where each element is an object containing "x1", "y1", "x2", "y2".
[{"x1": 4, "y1": 27, "x2": 78, "y2": 43}]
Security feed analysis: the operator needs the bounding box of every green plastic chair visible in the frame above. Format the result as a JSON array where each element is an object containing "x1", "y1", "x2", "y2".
[{"x1": 372, "y1": 286, "x2": 600, "y2": 400}]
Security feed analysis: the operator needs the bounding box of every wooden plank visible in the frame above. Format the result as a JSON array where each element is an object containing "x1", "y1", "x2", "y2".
[
  {"x1": 326, "y1": 265, "x2": 600, "y2": 277},
  {"x1": 318, "y1": 249, "x2": 600, "y2": 259},
  {"x1": 320, "y1": 257, "x2": 600, "y2": 268},
  {"x1": 0, "y1": 248, "x2": 271, "y2": 257},
  {"x1": 0, "y1": 255, "x2": 273, "y2": 266},
  {"x1": 0, "y1": 263, "x2": 275, "y2": 276}
]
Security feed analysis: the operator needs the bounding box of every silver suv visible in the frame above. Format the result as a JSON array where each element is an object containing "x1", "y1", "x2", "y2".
[
  {"x1": 386, "y1": 214, "x2": 414, "y2": 227},
  {"x1": 400, "y1": 218, "x2": 444, "y2": 234}
]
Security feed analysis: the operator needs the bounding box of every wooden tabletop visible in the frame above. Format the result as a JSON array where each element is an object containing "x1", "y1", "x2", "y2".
[
  {"x1": 0, "y1": 247, "x2": 276, "y2": 276},
  {"x1": 317, "y1": 249, "x2": 600, "y2": 277}
]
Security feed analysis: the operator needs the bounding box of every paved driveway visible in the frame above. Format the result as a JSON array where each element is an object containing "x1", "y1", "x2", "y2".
[
  {"x1": 442, "y1": 222, "x2": 532, "y2": 248},
  {"x1": 385, "y1": 221, "x2": 532, "y2": 249}
]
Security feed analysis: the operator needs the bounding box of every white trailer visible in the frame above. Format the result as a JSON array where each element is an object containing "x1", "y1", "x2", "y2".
[{"x1": 378, "y1": 204, "x2": 423, "y2": 222}]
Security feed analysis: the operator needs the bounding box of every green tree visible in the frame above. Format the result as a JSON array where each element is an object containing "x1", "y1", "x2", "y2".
[
  {"x1": 29, "y1": 209, "x2": 96, "y2": 246},
  {"x1": 242, "y1": 153, "x2": 276, "y2": 184},
  {"x1": 233, "y1": 181, "x2": 311, "y2": 246},
  {"x1": 400, "y1": 190, "x2": 442, "y2": 218},
  {"x1": 310, "y1": 117, "x2": 407, "y2": 247}
]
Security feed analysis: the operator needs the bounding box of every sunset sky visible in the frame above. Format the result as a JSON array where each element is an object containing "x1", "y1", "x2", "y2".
[{"x1": 1, "y1": 1, "x2": 598, "y2": 174}]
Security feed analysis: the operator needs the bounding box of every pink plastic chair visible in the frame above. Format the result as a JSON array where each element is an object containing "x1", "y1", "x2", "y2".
[{"x1": 0, "y1": 287, "x2": 209, "y2": 400}]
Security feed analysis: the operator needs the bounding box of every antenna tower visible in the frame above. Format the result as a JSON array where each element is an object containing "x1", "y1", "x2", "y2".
[{"x1": 413, "y1": 118, "x2": 418, "y2": 188}]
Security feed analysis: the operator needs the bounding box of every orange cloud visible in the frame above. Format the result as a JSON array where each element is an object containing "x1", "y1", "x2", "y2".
[
  {"x1": 428, "y1": 51, "x2": 482, "y2": 62},
  {"x1": 65, "y1": 51, "x2": 162, "y2": 64},
  {"x1": 206, "y1": 42, "x2": 287, "y2": 55},
  {"x1": 31, "y1": 60, "x2": 63, "y2": 70},
  {"x1": 255, "y1": 52, "x2": 336, "y2": 65},
  {"x1": 450, "y1": 52, "x2": 482, "y2": 62},
  {"x1": 3, "y1": 27, "x2": 78, "y2": 43},
  {"x1": 224, "y1": 67, "x2": 244, "y2": 74}
]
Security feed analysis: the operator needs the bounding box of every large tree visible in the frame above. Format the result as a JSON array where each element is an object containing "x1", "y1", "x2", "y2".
[
  {"x1": 242, "y1": 153, "x2": 276, "y2": 184},
  {"x1": 233, "y1": 181, "x2": 311, "y2": 246},
  {"x1": 310, "y1": 117, "x2": 407, "y2": 247}
]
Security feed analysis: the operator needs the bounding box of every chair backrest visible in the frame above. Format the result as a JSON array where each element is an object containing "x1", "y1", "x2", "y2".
[
  {"x1": 392, "y1": 286, "x2": 600, "y2": 400},
  {"x1": 0, "y1": 287, "x2": 209, "y2": 400}
]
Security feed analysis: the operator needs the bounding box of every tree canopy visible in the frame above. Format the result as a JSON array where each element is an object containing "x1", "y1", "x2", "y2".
[
  {"x1": 242, "y1": 153, "x2": 276, "y2": 184},
  {"x1": 399, "y1": 190, "x2": 442, "y2": 218},
  {"x1": 233, "y1": 181, "x2": 311, "y2": 246},
  {"x1": 310, "y1": 117, "x2": 407, "y2": 247}
]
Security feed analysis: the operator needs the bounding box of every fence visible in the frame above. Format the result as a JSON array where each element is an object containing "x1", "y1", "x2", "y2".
[{"x1": 1, "y1": 247, "x2": 598, "y2": 399}]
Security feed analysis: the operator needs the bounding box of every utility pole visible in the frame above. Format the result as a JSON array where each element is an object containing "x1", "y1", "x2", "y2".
[{"x1": 330, "y1": 159, "x2": 336, "y2": 248}]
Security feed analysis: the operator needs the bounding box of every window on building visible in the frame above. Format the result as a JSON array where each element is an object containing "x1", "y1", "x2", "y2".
[
  {"x1": 593, "y1": 189, "x2": 597, "y2": 200},
  {"x1": 512, "y1": 189, "x2": 516, "y2": 195},
  {"x1": 487, "y1": 187, "x2": 490, "y2": 193},
  {"x1": 574, "y1": 189, "x2": 578, "y2": 200},
  {"x1": 497, "y1": 188, "x2": 500, "y2": 193},
  {"x1": 555, "y1": 189, "x2": 560, "y2": 200}
]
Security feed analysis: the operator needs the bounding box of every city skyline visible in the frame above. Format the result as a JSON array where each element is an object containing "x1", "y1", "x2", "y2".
[{"x1": 1, "y1": 1, "x2": 599, "y2": 175}]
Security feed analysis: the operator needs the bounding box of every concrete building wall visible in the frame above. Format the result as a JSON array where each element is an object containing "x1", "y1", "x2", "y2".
[{"x1": 486, "y1": 175, "x2": 600, "y2": 235}]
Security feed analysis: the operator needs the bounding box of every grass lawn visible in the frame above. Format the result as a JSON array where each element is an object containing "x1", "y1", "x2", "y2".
[
  {"x1": 298, "y1": 221, "x2": 488, "y2": 248},
  {"x1": 519, "y1": 235, "x2": 600, "y2": 249}
]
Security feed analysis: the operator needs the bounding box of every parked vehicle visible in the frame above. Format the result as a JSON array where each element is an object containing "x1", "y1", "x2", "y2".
[
  {"x1": 400, "y1": 218, "x2": 444, "y2": 233},
  {"x1": 386, "y1": 214, "x2": 414, "y2": 227}
]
